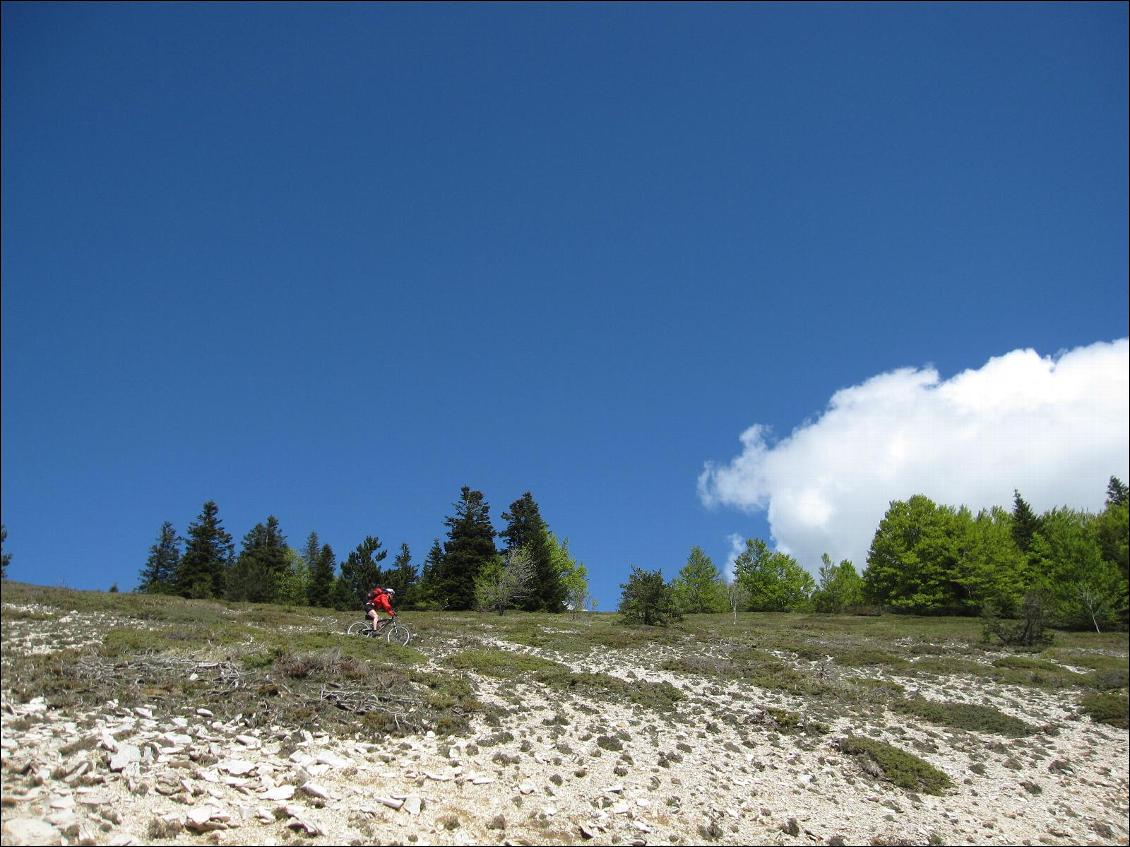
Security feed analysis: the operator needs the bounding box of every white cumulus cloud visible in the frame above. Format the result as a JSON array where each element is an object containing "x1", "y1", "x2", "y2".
[{"x1": 699, "y1": 338, "x2": 1130, "y2": 573}]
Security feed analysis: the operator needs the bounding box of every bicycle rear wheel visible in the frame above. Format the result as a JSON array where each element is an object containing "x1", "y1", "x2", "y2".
[
  {"x1": 346, "y1": 621, "x2": 369, "y2": 637},
  {"x1": 385, "y1": 623, "x2": 411, "y2": 647}
]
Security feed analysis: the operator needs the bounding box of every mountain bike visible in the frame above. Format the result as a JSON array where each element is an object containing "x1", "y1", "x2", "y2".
[{"x1": 346, "y1": 616, "x2": 411, "y2": 646}]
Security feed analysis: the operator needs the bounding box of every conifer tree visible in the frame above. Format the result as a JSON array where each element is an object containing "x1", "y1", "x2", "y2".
[
  {"x1": 307, "y1": 543, "x2": 336, "y2": 608},
  {"x1": 1106, "y1": 476, "x2": 1129, "y2": 509},
  {"x1": 301, "y1": 532, "x2": 321, "y2": 574},
  {"x1": 386, "y1": 543, "x2": 419, "y2": 603},
  {"x1": 618, "y1": 566, "x2": 681, "y2": 626},
  {"x1": 670, "y1": 546, "x2": 728, "y2": 613},
  {"x1": 226, "y1": 516, "x2": 290, "y2": 603},
  {"x1": 1011, "y1": 490, "x2": 1042, "y2": 554},
  {"x1": 501, "y1": 492, "x2": 561, "y2": 612},
  {"x1": 1, "y1": 524, "x2": 11, "y2": 579},
  {"x1": 175, "y1": 501, "x2": 233, "y2": 598},
  {"x1": 330, "y1": 572, "x2": 357, "y2": 611},
  {"x1": 434, "y1": 486, "x2": 497, "y2": 610},
  {"x1": 138, "y1": 521, "x2": 180, "y2": 594},
  {"x1": 337, "y1": 536, "x2": 388, "y2": 605},
  {"x1": 415, "y1": 538, "x2": 444, "y2": 608}
]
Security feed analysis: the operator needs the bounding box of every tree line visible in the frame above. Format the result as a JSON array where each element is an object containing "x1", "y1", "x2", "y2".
[
  {"x1": 136, "y1": 487, "x2": 592, "y2": 615},
  {"x1": 618, "y1": 476, "x2": 1129, "y2": 632}
]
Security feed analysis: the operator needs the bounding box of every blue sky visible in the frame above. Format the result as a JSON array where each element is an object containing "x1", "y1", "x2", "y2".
[{"x1": 3, "y1": 3, "x2": 1127, "y2": 609}]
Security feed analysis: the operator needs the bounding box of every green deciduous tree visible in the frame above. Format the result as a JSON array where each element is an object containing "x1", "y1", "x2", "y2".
[
  {"x1": 475, "y1": 547, "x2": 537, "y2": 615},
  {"x1": 812, "y1": 554, "x2": 864, "y2": 614},
  {"x1": 138, "y1": 521, "x2": 180, "y2": 594},
  {"x1": 1095, "y1": 497, "x2": 1129, "y2": 626},
  {"x1": 1030, "y1": 508, "x2": 1123, "y2": 632},
  {"x1": 175, "y1": 501, "x2": 233, "y2": 599},
  {"x1": 273, "y1": 547, "x2": 311, "y2": 606},
  {"x1": 670, "y1": 546, "x2": 728, "y2": 614},
  {"x1": 618, "y1": 566, "x2": 682, "y2": 627},
  {"x1": 953, "y1": 507, "x2": 1026, "y2": 614},
  {"x1": 733, "y1": 538, "x2": 815, "y2": 612},
  {"x1": 863, "y1": 496, "x2": 968, "y2": 613},
  {"x1": 548, "y1": 533, "x2": 591, "y2": 614},
  {"x1": 433, "y1": 487, "x2": 497, "y2": 611}
]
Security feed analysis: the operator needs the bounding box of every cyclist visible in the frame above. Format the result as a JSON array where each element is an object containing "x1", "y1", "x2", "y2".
[{"x1": 365, "y1": 585, "x2": 396, "y2": 631}]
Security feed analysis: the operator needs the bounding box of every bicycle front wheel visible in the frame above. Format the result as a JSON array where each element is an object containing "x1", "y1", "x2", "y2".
[{"x1": 386, "y1": 623, "x2": 411, "y2": 647}]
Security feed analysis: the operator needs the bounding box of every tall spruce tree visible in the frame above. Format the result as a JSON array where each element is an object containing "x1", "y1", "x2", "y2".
[
  {"x1": 1106, "y1": 476, "x2": 1129, "y2": 509},
  {"x1": 501, "y1": 492, "x2": 561, "y2": 612},
  {"x1": 435, "y1": 486, "x2": 497, "y2": 610},
  {"x1": 416, "y1": 538, "x2": 444, "y2": 608},
  {"x1": 138, "y1": 521, "x2": 180, "y2": 594},
  {"x1": 307, "y1": 543, "x2": 336, "y2": 608},
  {"x1": 175, "y1": 501, "x2": 233, "y2": 598},
  {"x1": 386, "y1": 543, "x2": 419, "y2": 603},
  {"x1": 1011, "y1": 490, "x2": 1042, "y2": 554},
  {"x1": 301, "y1": 532, "x2": 321, "y2": 573},
  {"x1": 226, "y1": 516, "x2": 289, "y2": 603},
  {"x1": 337, "y1": 536, "x2": 388, "y2": 605},
  {"x1": 2, "y1": 524, "x2": 12, "y2": 579}
]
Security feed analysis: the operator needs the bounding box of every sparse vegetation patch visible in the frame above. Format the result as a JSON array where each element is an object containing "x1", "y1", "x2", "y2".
[
  {"x1": 891, "y1": 698, "x2": 1038, "y2": 737},
  {"x1": 836, "y1": 736, "x2": 954, "y2": 795}
]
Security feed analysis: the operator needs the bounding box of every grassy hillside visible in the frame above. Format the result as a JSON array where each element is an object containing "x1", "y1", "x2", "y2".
[{"x1": 3, "y1": 580, "x2": 1126, "y2": 741}]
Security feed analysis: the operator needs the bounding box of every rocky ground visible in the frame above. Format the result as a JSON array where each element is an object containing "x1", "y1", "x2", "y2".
[{"x1": 1, "y1": 600, "x2": 1128, "y2": 847}]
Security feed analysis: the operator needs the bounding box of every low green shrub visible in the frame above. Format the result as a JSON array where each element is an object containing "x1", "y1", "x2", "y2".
[
  {"x1": 1080, "y1": 692, "x2": 1129, "y2": 728},
  {"x1": 836, "y1": 736, "x2": 953, "y2": 795},
  {"x1": 892, "y1": 697, "x2": 1037, "y2": 737}
]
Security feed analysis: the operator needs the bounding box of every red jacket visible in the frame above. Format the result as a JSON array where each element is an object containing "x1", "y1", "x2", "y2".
[{"x1": 367, "y1": 588, "x2": 394, "y2": 615}]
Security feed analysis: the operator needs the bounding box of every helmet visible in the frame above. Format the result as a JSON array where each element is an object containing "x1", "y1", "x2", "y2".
[{"x1": 385, "y1": 588, "x2": 396, "y2": 596}]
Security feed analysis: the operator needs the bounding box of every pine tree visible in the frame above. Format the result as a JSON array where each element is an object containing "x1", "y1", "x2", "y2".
[
  {"x1": 307, "y1": 543, "x2": 336, "y2": 608},
  {"x1": 330, "y1": 573, "x2": 357, "y2": 611},
  {"x1": 138, "y1": 521, "x2": 181, "y2": 593},
  {"x1": 415, "y1": 538, "x2": 444, "y2": 608},
  {"x1": 301, "y1": 532, "x2": 321, "y2": 573},
  {"x1": 175, "y1": 501, "x2": 233, "y2": 598},
  {"x1": 1011, "y1": 490, "x2": 1042, "y2": 554},
  {"x1": 337, "y1": 536, "x2": 388, "y2": 606},
  {"x1": 434, "y1": 486, "x2": 497, "y2": 611},
  {"x1": 386, "y1": 543, "x2": 419, "y2": 603},
  {"x1": 226, "y1": 516, "x2": 290, "y2": 603},
  {"x1": 1106, "y1": 476, "x2": 1129, "y2": 509},
  {"x1": 2, "y1": 524, "x2": 12, "y2": 580},
  {"x1": 501, "y1": 492, "x2": 561, "y2": 612},
  {"x1": 617, "y1": 566, "x2": 681, "y2": 627}
]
